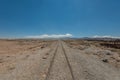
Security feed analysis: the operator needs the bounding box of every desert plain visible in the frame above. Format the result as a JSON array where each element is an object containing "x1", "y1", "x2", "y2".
[{"x1": 0, "y1": 39, "x2": 120, "y2": 80}]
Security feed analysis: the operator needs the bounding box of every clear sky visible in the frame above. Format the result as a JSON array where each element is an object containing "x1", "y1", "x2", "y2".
[{"x1": 0, "y1": 0, "x2": 120, "y2": 38}]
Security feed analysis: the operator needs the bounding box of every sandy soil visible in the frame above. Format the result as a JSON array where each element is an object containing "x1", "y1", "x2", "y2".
[
  {"x1": 0, "y1": 40, "x2": 52, "y2": 54},
  {"x1": 0, "y1": 40, "x2": 120, "y2": 80},
  {"x1": 0, "y1": 40, "x2": 54, "y2": 80}
]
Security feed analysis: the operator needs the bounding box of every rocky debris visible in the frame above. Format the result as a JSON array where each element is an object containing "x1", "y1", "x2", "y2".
[
  {"x1": 42, "y1": 56, "x2": 47, "y2": 59},
  {"x1": 0, "y1": 58, "x2": 3, "y2": 63},
  {"x1": 102, "y1": 59, "x2": 108, "y2": 63},
  {"x1": 45, "y1": 53, "x2": 49, "y2": 55},
  {"x1": 112, "y1": 53, "x2": 119, "y2": 59},
  {"x1": 116, "y1": 57, "x2": 120, "y2": 62},
  {"x1": 8, "y1": 66, "x2": 15, "y2": 71},
  {"x1": 42, "y1": 73, "x2": 46, "y2": 78},
  {"x1": 6, "y1": 56, "x2": 10, "y2": 57},
  {"x1": 41, "y1": 46, "x2": 45, "y2": 49},
  {"x1": 106, "y1": 52, "x2": 111, "y2": 55},
  {"x1": 26, "y1": 55, "x2": 30, "y2": 58}
]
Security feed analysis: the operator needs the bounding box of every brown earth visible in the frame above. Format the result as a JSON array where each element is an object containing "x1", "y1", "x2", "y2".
[
  {"x1": 0, "y1": 39, "x2": 120, "y2": 80},
  {"x1": 0, "y1": 39, "x2": 52, "y2": 54}
]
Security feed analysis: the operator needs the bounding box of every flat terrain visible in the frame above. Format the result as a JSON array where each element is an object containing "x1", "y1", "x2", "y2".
[{"x1": 0, "y1": 39, "x2": 120, "y2": 80}]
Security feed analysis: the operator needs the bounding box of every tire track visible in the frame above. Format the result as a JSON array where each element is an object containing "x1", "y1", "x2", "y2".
[
  {"x1": 45, "y1": 41, "x2": 75, "y2": 80},
  {"x1": 45, "y1": 42, "x2": 58, "y2": 80},
  {"x1": 61, "y1": 41, "x2": 75, "y2": 80}
]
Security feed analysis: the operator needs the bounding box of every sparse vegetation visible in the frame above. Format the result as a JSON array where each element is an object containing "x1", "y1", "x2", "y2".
[{"x1": 64, "y1": 39, "x2": 120, "y2": 68}]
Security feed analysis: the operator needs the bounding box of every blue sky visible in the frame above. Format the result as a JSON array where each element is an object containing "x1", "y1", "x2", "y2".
[{"x1": 0, "y1": 0, "x2": 120, "y2": 38}]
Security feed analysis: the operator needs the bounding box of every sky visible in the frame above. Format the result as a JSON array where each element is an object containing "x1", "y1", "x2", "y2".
[{"x1": 0, "y1": 0, "x2": 120, "y2": 38}]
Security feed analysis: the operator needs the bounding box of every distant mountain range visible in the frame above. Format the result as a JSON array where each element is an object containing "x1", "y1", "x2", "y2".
[
  {"x1": 81, "y1": 37, "x2": 120, "y2": 41},
  {"x1": 0, "y1": 36, "x2": 120, "y2": 41}
]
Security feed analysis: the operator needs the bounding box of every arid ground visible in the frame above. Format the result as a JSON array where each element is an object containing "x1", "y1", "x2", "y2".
[{"x1": 0, "y1": 39, "x2": 120, "y2": 80}]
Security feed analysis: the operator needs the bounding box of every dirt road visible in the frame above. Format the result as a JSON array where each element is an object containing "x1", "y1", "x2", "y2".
[{"x1": 0, "y1": 40, "x2": 120, "y2": 80}]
